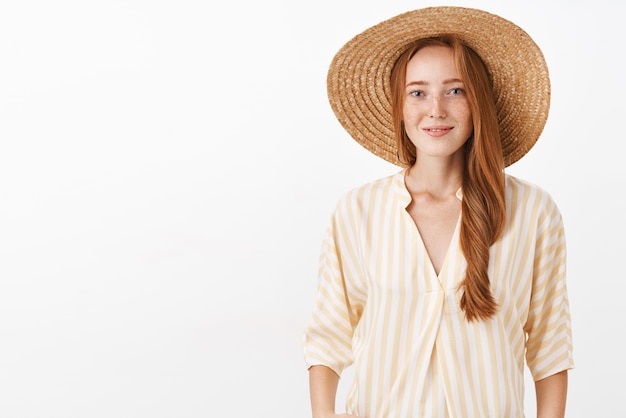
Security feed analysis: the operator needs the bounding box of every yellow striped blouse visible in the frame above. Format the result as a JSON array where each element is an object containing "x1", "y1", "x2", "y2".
[{"x1": 303, "y1": 170, "x2": 574, "y2": 418}]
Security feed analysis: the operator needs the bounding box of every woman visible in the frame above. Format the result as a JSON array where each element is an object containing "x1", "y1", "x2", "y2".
[{"x1": 302, "y1": 6, "x2": 574, "y2": 418}]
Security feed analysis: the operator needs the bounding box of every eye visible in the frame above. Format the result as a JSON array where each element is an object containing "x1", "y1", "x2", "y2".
[
  {"x1": 409, "y1": 90, "x2": 424, "y2": 97},
  {"x1": 449, "y1": 87, "x2": 464, "y2": 95}
]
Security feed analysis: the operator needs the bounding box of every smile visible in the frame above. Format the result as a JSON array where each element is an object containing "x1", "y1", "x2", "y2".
[{"x1": 422, "y1": 126, "x2": 453, "y2": 137}]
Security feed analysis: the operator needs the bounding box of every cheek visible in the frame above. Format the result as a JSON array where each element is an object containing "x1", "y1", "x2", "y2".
[
  {"x1": 454, "y1": 102, "x2": 472, "y2": 127},
  {"x1": 402, "y1": 102, "x2": 423, "y2": 121},
  {"x1": 453, "y1": 101, "x2": 471, "y2": 117},
  {"x1": 401, "y1": 103, "x2": 412, "y2": 121}
]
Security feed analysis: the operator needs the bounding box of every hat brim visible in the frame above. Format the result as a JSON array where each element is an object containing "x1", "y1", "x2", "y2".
[{"x1": 327, "y1": 6, "x2": 550, "y2": 167}]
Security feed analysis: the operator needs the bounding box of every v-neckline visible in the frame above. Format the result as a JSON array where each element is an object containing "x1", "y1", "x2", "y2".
[{"x1": 411, "y1": 211, "x2": 462, "y2": 284}]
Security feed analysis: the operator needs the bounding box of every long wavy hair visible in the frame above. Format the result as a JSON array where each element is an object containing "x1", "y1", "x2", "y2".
[{"x1": 390, "y1": 35, "x2": 506, "y2": 322}]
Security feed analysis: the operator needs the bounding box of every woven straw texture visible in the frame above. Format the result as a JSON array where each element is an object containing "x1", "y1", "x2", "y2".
[{"x1": 327, "y1": 6, "x2": 550, "y2": 167}]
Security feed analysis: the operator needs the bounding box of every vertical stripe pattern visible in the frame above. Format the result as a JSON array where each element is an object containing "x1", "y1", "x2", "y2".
[{"x1": 302, "y1": 170, "x2": 574, "y2": 417}]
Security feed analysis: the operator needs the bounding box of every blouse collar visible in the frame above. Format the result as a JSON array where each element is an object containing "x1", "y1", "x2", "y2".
[{"x1": 394, "y1": 168, "x2": 463, "y2": 203}]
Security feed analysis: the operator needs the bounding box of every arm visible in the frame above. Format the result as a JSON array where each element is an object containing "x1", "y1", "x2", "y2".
[
  {"x1": 535, "y1": 370, "x2": 568, "y2": 418},
  {"x1": 309, "y1": 365, "x2": 359, "y2": 418},
  {"x1": 524, "y1": 193, "x2": 573, "y2": 417},
  {"x1": 305, "y1": 197, "x2": 365, "y2": 418}
]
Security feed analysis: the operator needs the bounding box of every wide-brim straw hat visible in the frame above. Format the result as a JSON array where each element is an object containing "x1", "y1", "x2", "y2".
[{"x1": 327, "y1": 6, "x2": 550, "y2": 167}]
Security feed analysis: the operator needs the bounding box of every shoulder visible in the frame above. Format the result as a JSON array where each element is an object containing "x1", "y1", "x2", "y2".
[
  {"x1": 505, "y1": 173, "x2": 563, "y2": 222},
  {"x1": 505, "y1": 174, "x2": 558, "y2": 205},
  {"x1": 335, "y1": 170, "x2": 405, "y2": 210},
  {"x1": 326, "y1": 170, "x2": 407, "y2": 229}
]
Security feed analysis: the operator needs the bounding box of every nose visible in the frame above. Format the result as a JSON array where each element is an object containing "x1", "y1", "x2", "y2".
[{"x1": 428, "y1": 97, "x2": 447, "y2": 118}]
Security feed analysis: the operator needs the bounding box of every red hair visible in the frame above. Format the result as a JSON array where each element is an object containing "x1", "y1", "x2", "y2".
[{"x1": 390, "y1": 35, "x2": 506, "y2": 321}]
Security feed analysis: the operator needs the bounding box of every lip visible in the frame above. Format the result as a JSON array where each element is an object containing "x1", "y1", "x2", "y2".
[{"x1": 422, "y1": 125, "x2": 453, "y2": 138}]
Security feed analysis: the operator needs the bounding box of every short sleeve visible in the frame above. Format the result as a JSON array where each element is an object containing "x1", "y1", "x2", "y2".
[
  {"x1": 524, "y1": 194, "x2": 574, "y2": 381},
  {"x1": 302, "y1": 195, "x2": 366, "y2": 376}
]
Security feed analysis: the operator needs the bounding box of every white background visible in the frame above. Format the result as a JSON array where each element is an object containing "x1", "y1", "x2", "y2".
[{"x1": 0, "y1": 0, "x2": 622, "y2": 417}]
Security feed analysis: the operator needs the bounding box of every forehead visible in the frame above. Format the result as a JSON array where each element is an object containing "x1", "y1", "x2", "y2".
[
  {"x1": 408, "y1": 45, "x2": 454, "y2": 66},
  {"x1": 406, "y1": 46, "x2": 459, "y2": 79}
]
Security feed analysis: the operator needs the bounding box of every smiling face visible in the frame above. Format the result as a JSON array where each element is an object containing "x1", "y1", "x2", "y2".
[{"x1": 402, "y1": 45, "x2": 473, "y2": 164}]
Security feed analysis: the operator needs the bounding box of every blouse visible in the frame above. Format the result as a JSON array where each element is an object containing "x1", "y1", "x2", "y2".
[{"x1": 302, "y1": 169, "x2": 574, "y2": 418}]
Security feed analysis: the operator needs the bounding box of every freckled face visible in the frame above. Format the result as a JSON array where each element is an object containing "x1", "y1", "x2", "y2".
[{"x1": 402, "y1": 46, "x2": 473, "y2": 162}]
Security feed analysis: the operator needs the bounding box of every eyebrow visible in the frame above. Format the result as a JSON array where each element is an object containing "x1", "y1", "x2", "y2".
[{"x1": 406, "y1": 78, "x2": 464, "y2": 87}]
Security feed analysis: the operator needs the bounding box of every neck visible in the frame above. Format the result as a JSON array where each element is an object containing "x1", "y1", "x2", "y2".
[{"x1": 405, "y1": 156, "x2": 463, "y2": 199}]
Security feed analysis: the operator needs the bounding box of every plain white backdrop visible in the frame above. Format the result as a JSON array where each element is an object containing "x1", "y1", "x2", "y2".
[{"x1": 0, "y1": 0, "x2": 622, "y2": 417}]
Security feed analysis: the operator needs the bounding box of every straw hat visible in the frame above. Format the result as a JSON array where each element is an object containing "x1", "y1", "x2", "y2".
[{"x1": 326, "y1": 6, "x2": 550, "y2": 167}]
